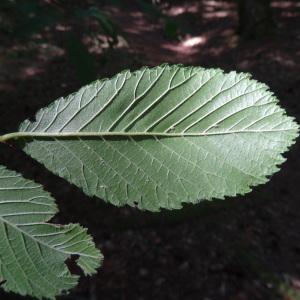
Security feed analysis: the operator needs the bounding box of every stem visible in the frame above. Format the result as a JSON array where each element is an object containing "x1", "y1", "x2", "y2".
[{"x1": 0, "y1": 128, "x2": 296, "y2": 143}]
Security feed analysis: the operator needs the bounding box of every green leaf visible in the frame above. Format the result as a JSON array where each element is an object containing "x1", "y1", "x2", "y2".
[
  {"x1": 7, "y1": 64, "x2": 299, "y2": 211},
  {"x1": 0, "y1": 165, "x2": 102, "y2": 299}
]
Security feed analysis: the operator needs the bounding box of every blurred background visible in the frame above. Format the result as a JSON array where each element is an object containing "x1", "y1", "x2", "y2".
[{"x1": 0, "y1": 0, "x2": 300, "y2": 299}]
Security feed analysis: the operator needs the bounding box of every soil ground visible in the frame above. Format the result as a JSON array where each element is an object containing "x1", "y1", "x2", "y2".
[{"x1": 0, "y1": 1, "x2": 300, "y2": 299}]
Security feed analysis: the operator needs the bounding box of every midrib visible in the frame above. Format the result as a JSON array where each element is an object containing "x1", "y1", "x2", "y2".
[{"x1": 0, "y1": 128, "x2": 296, "y2": 142}]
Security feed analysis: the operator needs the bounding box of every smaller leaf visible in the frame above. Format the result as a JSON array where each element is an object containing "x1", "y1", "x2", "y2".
[{"x1": 0, "y1": 165, "x2": 102, "y2": 300}]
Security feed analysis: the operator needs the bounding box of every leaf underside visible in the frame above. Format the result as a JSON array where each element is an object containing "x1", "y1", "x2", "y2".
[
  {"x1": 0, "y1": 166, "x2": 102, "y2": 300},
  {"x1": 18, "y1": 64, "x2": 299, "y2": 211}
]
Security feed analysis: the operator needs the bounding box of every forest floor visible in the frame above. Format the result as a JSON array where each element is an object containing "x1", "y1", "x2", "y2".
[{"x1": 0, "y1": 1, "x2": 300, "y2": 299}]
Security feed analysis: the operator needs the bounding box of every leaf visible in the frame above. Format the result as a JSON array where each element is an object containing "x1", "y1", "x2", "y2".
[
  {"x1": 8, "y1": 64, "x2": 299, "y2": 211},
  {"x1": 0, "y1": 165, "x2": 102, "y2": 299}
]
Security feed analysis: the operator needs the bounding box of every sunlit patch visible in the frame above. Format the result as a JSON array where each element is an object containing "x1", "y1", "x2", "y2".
[
  {"x1": 272, "y1": 1, "x2": 300, "y2": 8},
  {"x1": 203, "y1": 11, "x2": 231, "y2": 19},
  {"x1": 166, "y1": 3, "x2": 199, "y2": 16},
  {"x1": 182, "y1": 36, "x2": 206, "y2": 48},
  {"x1": 21, "y1": 66, "x2": 43, "y2": 78},
  {"x1": 269, "y1": 53, "x2": 296, "y2": 67},
  {"x1": 168, "y1": 7, "x2": 185, "y2": 16},
  {"x1": 272, "y1": 0, "x2": 300, "y2": 17},
  {"x1": 130, "y1": 11, "x2": 144, "y2": 18},
  {"x1": 203, "y1": 0, "x2": 222, "y2": 7},
  {"x1": 162, "y1": 35, "x2": 207, "y2": 57},
  {"x1": 55, "y1": 24, "x2": 71, "y2": 32}
]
